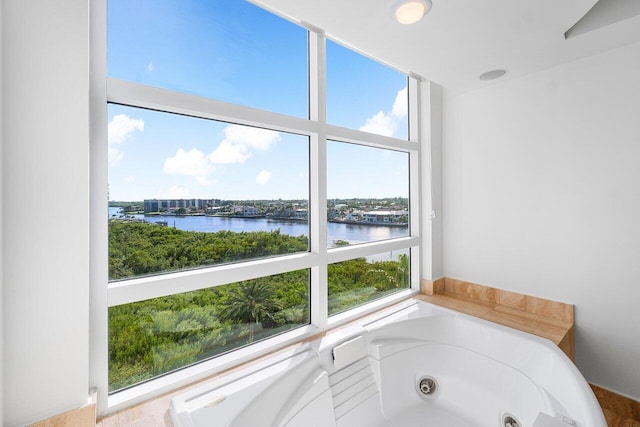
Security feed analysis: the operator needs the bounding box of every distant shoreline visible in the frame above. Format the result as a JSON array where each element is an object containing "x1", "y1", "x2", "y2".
[
  {"x1": 109, "y1": 208, "x2": 409, "y2": 229},
  {"x1": 329, "y1": 219, "x2": 408, "y2": 228},
  {"x1": 109, "y1": 214, "x2": 408, "y2": 228}
]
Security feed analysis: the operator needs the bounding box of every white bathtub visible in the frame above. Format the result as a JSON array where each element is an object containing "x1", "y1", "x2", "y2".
[{"x1": 170, "y1": 300, "x2": 606, "y2": 427}]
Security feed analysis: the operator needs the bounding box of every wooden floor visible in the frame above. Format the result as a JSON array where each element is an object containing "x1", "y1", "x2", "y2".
[
  {"x1": 591, "y1": 384, "x2": 640, "y2": 427},
  {"x1": 603, "y1": 409, "x2": 640, "y2": 427},
  {"x1": 603, "y1": 408, "x2": 640, "y2": 427}
]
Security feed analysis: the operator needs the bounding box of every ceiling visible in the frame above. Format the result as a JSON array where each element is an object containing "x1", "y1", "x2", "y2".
[{"x1": 254, "y1": 0, "x2": 640, "y2": 93}]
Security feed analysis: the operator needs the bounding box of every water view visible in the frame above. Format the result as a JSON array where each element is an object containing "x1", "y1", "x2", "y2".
[{"x1": 108, "y1": 207, "x2": 408, "y2": 247}]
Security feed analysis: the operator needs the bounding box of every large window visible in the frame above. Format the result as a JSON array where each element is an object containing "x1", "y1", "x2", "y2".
[{"x1": 95, "y1": 0, "x2": 421, "y2": 411}]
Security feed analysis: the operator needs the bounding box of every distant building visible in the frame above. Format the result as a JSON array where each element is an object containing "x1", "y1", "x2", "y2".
[
  {"x1": 144, "y1": 199, "x2": 159, "y2": 213},
  {"x1": 362, "y1": 210, "x2": 408, "y2": 224},
  {"x1": 294, "y1": 208, "x2": 308, "y2": 220},
  {"x1": 234, "y1": 205, "x2": 259, "y2": 216},
  {"x1": 346, "y1": 211, "x2": 363, "y2": 221},
  {"x1": 144, "y1": 198, "x2": 218, "y2": 213}
]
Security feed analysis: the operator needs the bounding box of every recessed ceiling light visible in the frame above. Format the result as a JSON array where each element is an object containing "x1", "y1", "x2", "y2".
[
  {"x1": 395, "y1": 0, "x2": 432, "y2": 25},
  {"x1": 479, "y1": 69, "x2": 508, "y2": 81}
]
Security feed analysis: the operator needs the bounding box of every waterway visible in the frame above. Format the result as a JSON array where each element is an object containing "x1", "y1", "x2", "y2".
[{"x1": 109, "y1": 207, "x2": 409, "y2": 259}]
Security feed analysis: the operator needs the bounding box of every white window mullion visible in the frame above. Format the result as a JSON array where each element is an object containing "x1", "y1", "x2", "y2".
[
  {"x1": 410, "y1": 246, "x2": 421, "y2": 291},
  {"x1": 326, "y1": 124, "x2": 412, "y2": 152},
  {"x1": 108, "y1": 252, "x2": 320, "y2": 307},
  {"x1": 409, "y1": 75, "x2": 422, "y2": 290},
  {"x1": 107, "y1": 78, "x2": 318, "y2": 137},
  {"x1": 309, "y1": 30, "x2": 328, "y2": 329},
  {"x1": 89, "y1": 0, "x2": 109, "y2": 416},
  {"x1": 408, "y1": 75, "x2": 421, "y2": 144},
  {"x1": 327, "y1": 236, "x2": 420, "y2": 264}
]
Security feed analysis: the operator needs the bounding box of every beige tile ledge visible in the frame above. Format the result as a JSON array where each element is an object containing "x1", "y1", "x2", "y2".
[
  {"x1": 423, "y1": 277, "x2": 574, "y2": 325},
  {"x1": 418, "y1": 277, "x2": 575, "y2": 360},
  {"x1": 27, "y1": 403, "x2": 96, "y2": 427}
]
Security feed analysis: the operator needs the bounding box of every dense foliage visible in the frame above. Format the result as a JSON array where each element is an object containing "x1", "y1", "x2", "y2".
[
  {"x1": 109, "y1": 220, "x2": 308, "y2": 280},
  {"x1": 108, "y1": 221, "x2": 408, "y2": 392}
]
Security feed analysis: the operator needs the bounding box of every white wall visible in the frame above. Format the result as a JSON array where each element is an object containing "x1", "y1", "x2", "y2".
[
  {"x1": 443, "y1": 41, "x2": 640, "y2": 400},
  {"x1": 2, "y1": 1, "x2": 90, "y2": 425},
  {"x1": 1, "y1": 0, "x2": 4, "y2": 422}
]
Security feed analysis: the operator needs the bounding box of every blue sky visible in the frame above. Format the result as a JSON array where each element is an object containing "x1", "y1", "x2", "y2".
[{"x1": 108, "y1": 0, "x2": 408, "y2": 201}]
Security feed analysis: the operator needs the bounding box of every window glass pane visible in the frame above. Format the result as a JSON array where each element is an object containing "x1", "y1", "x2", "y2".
[
  {"x1": 327, "y1": 141, "x2": 408, "y2": 248},
  {"x1": 108, "y1": 0, "x2": 308, "y2": 118},
  {"x1": 109, "y1": 269, "x2": 310, "y2": 392},
  {"x1": 108, "y1": 105, "x2": 309, "y2": 281},
  {"x1": 328, "y1": 250, "x2": 410, "y2": 316},
  {"x1": 327, "y1": 40, "x2": 408, "y2": 139}
]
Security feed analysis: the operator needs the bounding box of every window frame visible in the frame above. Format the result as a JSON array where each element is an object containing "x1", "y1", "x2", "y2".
[{"x1": 90, "y1": 0, "x2": 423, "y2": 416}]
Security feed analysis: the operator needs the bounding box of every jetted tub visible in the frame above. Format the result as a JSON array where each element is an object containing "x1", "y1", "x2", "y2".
[{"x1": 170, "y1": 300, "x2": 606, "y2": 427}]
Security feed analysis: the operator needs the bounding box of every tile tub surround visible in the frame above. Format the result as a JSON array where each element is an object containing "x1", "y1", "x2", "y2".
[
  {"x1": 421, "y1": 277, "x2": 574, "y2": 323},
  {"x1": 91, "y1": 288, "x2": 633, "y2": 426},
  {"x1": 419, "y1": 277, "x2": 575, "y2": 360},
  {"x1": 170, "y1": 302, "x2": 608, "y2": 427}
]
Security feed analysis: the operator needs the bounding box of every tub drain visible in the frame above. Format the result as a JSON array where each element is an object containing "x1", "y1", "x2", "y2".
[
  {"x1": 416, "y1": 376, "x2": 437, "y2": 398},
  {"x1": 502, "y1": 414, "x2": 521, "y2": 427}
]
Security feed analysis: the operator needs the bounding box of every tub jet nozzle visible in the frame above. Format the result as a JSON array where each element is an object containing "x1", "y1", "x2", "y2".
[
  {"x1": 503, "y1": 414, "x2": 521, "y2": 427},
  {"x1": 416, "y1": 376, "x2": 437, "y2": 398}
]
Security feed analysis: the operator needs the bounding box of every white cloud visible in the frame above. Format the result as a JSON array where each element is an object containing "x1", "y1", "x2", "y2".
[
  {"x1": 123, "y1": 175, "x2": 136, "y2": 183},
  {"x1": 209, "y1": 124, "x2": 281, "y2": 164},
  {"x1": 157, "y1": 185, "x2": 190, "y2": 199},
  {"x1": 225, "y1": 125, "x2": 281, "y2": 150},
  {"x1": 108, "y1": 114, "x2": 144, "y2": 144},
  {"x1": 163, "y1": 148, "x2": 214, "y2": 185},
  {"x1": 391, "y1": 87, "x2": 408, "y2": 118},
  {"x1": 359, "y1": 86, "x2": 407, "y2": 138},
  {"x1": 255, "y1": 170, "x2": 272, "y2": 185},
  {"x1": 108, "y1": 114, "x2": 144, "y2": 166},
  {"x1": 147, "y1": 61, "x2": 154, "y2": 72},
  {"x1": 360, "y1": 111, "x2": 397, "y2": 137},
  {"x1": 208, "y1": 140, "x2": 251, "y2": 164},
  {"x1": 159, "y1": 124, "x2": 281, "y2": 187}
]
